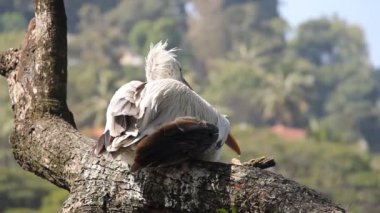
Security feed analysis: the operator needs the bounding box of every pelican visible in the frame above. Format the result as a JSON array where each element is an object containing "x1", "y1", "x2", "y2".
[{"x1": 95, "y1": 41, "x2": 240, "y2": 171}]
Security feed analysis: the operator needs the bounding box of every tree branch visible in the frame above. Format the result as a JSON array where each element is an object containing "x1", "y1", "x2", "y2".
[
  {"x1": 0, "y1": 48, "x2": 19, "y2": 78},
  {"x1": 0, "y1": 0, "x2": 346, "y2": 212}
]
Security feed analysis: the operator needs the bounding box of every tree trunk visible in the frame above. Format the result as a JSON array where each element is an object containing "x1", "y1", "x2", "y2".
[{"x1": 0, "y1": 0, "x2": 345, "y2": 212}]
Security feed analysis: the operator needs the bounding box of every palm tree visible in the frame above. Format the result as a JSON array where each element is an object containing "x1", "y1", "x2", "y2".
[{"x1": 253, "y1": 55, "x2": 315, "y2": 126}]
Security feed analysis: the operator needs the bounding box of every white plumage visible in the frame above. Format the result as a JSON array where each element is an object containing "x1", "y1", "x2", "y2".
[
  {"x1": 145, "y1": 42, "x2": 182, "y2": 82},
  {"x1": 95, "y1": 41, "x2": 236, "y2": 169}
]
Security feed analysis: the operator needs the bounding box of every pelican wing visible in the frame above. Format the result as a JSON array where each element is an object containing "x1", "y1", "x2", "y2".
[
  {"x1": 130, "y1": 117, "x2": 219, "y2": 171},
  {"x1": 107, "y1": 81, "x2": 146, "y2": 136},
  {"x1": 94, "y1": 80, "x2": 146, "y2": 155}
]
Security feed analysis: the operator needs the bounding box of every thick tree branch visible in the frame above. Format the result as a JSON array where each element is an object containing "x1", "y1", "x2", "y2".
[
  {"x1": 0, "y1": 0, "x2": 346, "y2": 212},
  {"x1": 9, "y1": 0, "x2": 75, "y2": 125}
]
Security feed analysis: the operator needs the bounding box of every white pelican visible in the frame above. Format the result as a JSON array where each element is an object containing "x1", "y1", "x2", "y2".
[{"x1": 95, "y1": 41, "x2": 240, "y2": 171}]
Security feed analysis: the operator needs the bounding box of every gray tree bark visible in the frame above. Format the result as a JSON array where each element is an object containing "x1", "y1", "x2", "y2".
[{"x1": 0, "y1": 0, "x2": 346, "y2": 212}]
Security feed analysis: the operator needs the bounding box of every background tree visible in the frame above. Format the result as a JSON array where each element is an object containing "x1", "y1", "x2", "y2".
[
  {"x1": 291, "y1": 17, "x2": 378, "y2": 143},
  {"x1": 186, "y1": 0, "x2": 285, "y2": 80}
]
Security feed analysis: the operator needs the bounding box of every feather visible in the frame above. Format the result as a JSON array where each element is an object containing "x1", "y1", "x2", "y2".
[
  {"x1": 94, "y1": 130, "x2": 111, "y2": 155},
  {"x1": 105, "y1": 81, "x2": 145, "y2": 137},
  {"x1": 145, "y1": 41, "x2": 182, "y2": 82},
  {"x1": 130, "y1": 117, "x2": 219, "y2": 171}
]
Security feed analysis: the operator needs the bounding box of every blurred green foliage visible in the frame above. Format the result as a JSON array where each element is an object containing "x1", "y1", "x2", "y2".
[
  {"x1": 0, "y1": 0, "x2": 379, "y2": 212},
  {"x1": 0, "y1": 167, "x2": 68, "y2": 213},
  {"x1": 0, "y1": 12, "x2": 26, "y2": 32},
  {"x1": 129, "y1": 17, "x2": 181, "y2": 54}
]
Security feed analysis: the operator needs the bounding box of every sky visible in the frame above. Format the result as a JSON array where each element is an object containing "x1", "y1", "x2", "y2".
[{"x1": 280, "y1": 0, "x2": 380, "y2": 67}]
